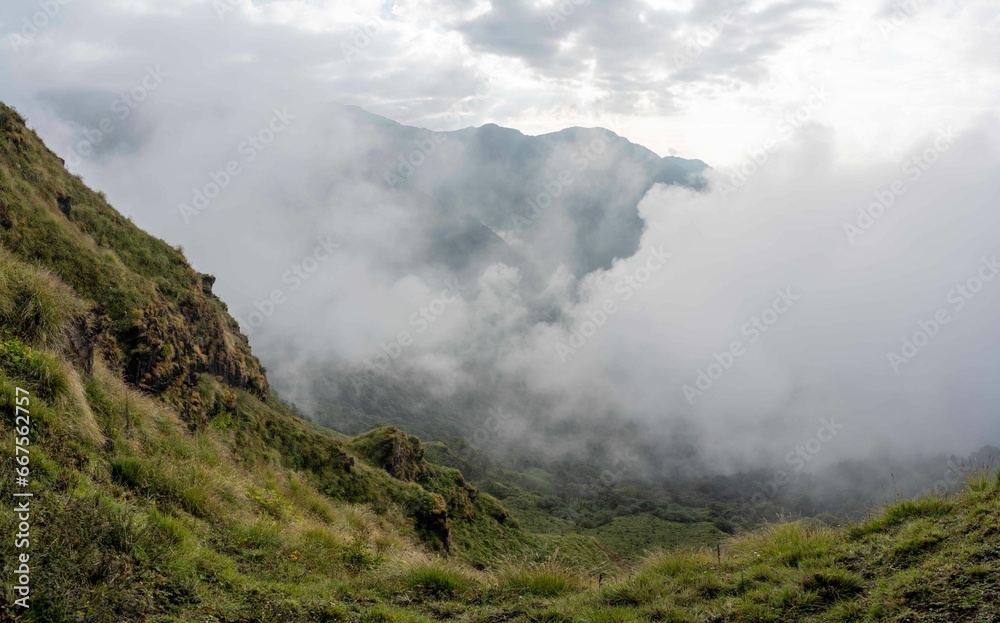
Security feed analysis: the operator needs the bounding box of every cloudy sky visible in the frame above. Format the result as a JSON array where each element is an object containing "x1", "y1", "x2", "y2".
[
  {"x1": 2, "y1": 0, "x2": 1000, "y2": 471},
  {"x1": 2, "y1": 0, "x2": 998, "y2": 168}
]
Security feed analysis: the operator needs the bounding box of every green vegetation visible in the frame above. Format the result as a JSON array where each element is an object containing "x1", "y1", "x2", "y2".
[
  {"x1": 426, "y1": 441, "x2": 728, "y2": 561},
  {"x1": 1, "y1": 100, "x2": 998, "y2": 622}
]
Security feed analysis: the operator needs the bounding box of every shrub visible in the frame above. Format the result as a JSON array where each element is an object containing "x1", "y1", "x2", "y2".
[{"x1": 342, "y1": 535, "x2": 383, "y2": 573}]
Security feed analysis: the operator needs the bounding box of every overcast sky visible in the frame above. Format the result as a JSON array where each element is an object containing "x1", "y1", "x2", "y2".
[{"x1": 1, "y1": 0, "x2": 998, "y2": 168}]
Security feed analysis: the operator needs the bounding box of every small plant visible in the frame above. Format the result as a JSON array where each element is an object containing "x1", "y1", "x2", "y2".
[
  {"x1": 342, "y1": 534, "x2": 383, "y2": 573},
  {"x1": 247, "y1": 485, "x2": 289, "y2": 519},
  {"x1": 110, "y1": 455, "x2": 153, "y2": 490}
]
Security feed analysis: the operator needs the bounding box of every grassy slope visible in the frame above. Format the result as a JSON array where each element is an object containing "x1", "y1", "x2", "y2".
[
  {"x1": 0, "y1": 102, "x2": 562, "y2": 621},
  {"x1": 424, "y1": 440, "x2": 728, "y2": 562},
  {"x1": 0, "y1": 102, "x2": 998, "y2": 622}
]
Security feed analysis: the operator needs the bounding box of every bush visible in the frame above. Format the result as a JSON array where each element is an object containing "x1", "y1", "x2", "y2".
[{"x1": 342, "y1": 535, "x2": 383, "y2": 573}]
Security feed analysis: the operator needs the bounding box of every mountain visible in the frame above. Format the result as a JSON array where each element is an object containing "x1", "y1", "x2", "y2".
[
  {"x1": 248, "y1": 104, "x2": 710, "y2": 451},
  {"x1": 2, "y1": 100, "x2": 1000, "y2": 622},
  {"x1": 336, "y1": 103, "x2": 708, "y2": 279}
]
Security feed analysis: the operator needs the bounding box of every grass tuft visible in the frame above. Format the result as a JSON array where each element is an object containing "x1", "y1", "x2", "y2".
[
  {"x1": 497, "y1": 561, "x2": 583, "y2": 597},
  {"x1": 400, "y1": 562, "x2": 473, "y2": 599}
]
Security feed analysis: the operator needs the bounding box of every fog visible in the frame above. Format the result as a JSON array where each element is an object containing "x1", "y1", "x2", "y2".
[{"x1": 2, "y1": 0, "x2": 999, "y2": 483}]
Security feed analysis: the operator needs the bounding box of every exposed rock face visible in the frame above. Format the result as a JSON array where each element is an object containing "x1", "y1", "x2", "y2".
[
  {"x1": 199, "y1": 273, "x2": 216, "y2": 296},
  {"x1": 57, "y1": 194, "x2": 72, "y2": 217},
  {"x1": 412, "y1": 492, "x2": 452, "y2": 552},
  {"x1": 0, "y1": 200, "x2": 11, "y2": 229},
  {"x1": 349, "y1": 427, "x2": 428, "y2": 482},
  {"x1": 124, "y1": 294, "x2": 269, "y2": 413},
  {"x1": 435, "y1": 469, "x2": 479, "y2": 521},
  {"x1": 66, "y1": 306, "x2": 112, "y2": 375},
  {"x1": 349, "y1": 427, "x2": 479, "y2": 550}
]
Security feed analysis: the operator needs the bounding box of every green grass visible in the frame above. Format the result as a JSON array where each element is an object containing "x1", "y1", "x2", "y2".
[
  {"x1": 581, "y1": 513, "x2": 724, "y2": 561},
  {"x1": 497, "y1": 562, "x2": 584, "y2": 597},
  {"x1": 399, "y1": 562, "x2": 473, "y2": 599}
]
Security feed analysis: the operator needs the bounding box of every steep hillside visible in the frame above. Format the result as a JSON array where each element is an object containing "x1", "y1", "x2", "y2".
[
  {"x1": 1, "y1": 102, "x2": 999, "y2": 623},
  {"x1": 0, "y1": 102, "x2": 598, "y2": 621}
]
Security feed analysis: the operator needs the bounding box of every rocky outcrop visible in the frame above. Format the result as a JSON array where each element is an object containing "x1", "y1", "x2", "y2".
[
  {"x1": 411, "y1": 492, "x2": 452, "y2": 552},
  {"x1": 66, "y1": 306, "x2": 113, "y2": 375},
  {"x1": 57, "y1": 193, "x2": 72, "y2": 218},
  {"x1": 123, "y1": 294, "x2": 268, "y2": 422},
  {"x1": 0, "y1": 101, "x2": 269, "y2": 422},
  {"x1": 349, "y1": 427, "x2": 428, "y2": 482}
]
